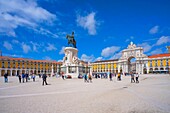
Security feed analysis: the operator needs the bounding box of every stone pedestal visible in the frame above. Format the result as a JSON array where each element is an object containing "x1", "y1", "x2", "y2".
[{"x1": 61, "y1": 47, "x2": 80, "y2": 78}]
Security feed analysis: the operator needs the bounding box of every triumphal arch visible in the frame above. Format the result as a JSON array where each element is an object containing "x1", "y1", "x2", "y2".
[{"x1": 118, "y1": 42, "x2": 147, "y2": 74}]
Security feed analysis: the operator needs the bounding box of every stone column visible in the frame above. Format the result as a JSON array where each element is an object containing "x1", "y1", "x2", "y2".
[
  {"x1": 138, "y1": 63, "x2": 140, "y2": 74},
  {"x1": 10, "y1": 70, "x2": 12, "y2": 76},
  {"x1": 125, "y1": 63, "x2": 128, "y2": 73},
  {"x1": 139, "y1": 63, "x2": 142, "y2": 74},
  {"x1": 118, "y1": 64, "x2": 120, "y2": 73},
  {"x1": 66, "y1": 66, "x2": 69, "y2": 74},
  {"x1": 76, "y1": 66, "x2": 79, "y2": 76},
  {"x1": 136, "y1": 63, "x2": 138, "y2": 73},
  {"x1": 15, "y1": 69, "x2": 17, "y2": 75}
]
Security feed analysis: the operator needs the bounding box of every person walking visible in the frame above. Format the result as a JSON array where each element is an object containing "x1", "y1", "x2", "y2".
[
  {"x1": 22, "y1": 73, "x2": 25, "y2": 83},
  {"x1": 88, "y1": 73, "x2": 92, "y2": 83},
  {"x1": 4, "y1": 73, "x2": 8, "y2": 83},
  {"x1": 32, "y1": 74, "x2": 36, "y2": 82},
  {"x1": 25, "y1": 73, "x2": 29, "y2": 82},
  {"x1": 117, "y1": 73, "x2": 121, "y2": 81},
  {"x1": 109, "y1": 72, "x2": 112, "y2": 81},
  {"x1": 135, "y1": 73, "x2": 139, "y2": 83},
  {"x1": 42, "y1": 73, "x2": 48, "y2": 86},
  {"x1": 18, "y1": 73, "x2": 22, "y2": 83},
  {"x1": 84, "y1": 73, "x2": 88, "y2": 82},
  {"x1": 131, "y1": 72, "x2": 135, "y2": 83},
  {"x1": 61, "y1": 72, "x2": 65, "y2": 80}
]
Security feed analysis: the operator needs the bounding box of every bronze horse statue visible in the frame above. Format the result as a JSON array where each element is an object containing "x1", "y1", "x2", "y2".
[{"x1": 66, "y1": 32, "x2": 77, "y2": 48}]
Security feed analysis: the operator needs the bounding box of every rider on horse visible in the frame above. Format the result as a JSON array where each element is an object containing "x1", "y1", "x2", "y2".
[{"x1": 66, "y1": 32, "x2": 77, "y2": 48}]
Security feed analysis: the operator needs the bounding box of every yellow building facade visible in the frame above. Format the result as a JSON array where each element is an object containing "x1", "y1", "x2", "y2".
[
  {"x1": 0, "y1": 56, "x2": 62, "y2": 76},
  {"x1": 91, "y1": 54, "x2": 170, "y2": 74},
  {"x1": 144, "y1": 54, "x2": 170, "y2": 74},
  {"x1": 91, "y1": 42, "x2": 170, "y2": 74},
  {"x1": 91, "y1": 59, "x2": 119, "y2": 73}
]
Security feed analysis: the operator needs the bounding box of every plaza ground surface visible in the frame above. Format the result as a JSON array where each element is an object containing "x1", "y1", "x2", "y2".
[{"x1": 0, "y1": 74, "x2": 170, "y2": 113}]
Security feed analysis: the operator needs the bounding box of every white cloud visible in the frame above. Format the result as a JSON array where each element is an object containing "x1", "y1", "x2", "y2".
[
  {"x1": 12, "y1": 39, "x2": 19, "y2": 44},
  {"x1": 150, "y1": 48, "x2": 163, "y2": 55},
  {"x1": 21, "y1": 43, "x2": 31, "y2": 53},
  {"x1": 81, "y1": 54, "x2": 95, "y2": 62},
  {"x1": 3, "y1": 53, "x2": 23, "y2": 58},
  {"x1": 34, "y1": 27, "x2": 59, "y2": 38},
  {"x1": 0, "y1": 0, "x2": 56, "y2": 37},
  {"x1": 43, "y1": 56, "x2": 52, "y2": 60},
  {"x1": 125, "y1": 36, "x2": 134, "y2": 42},
  {"x1": 59, "y1": 46, "x2": 65, "y2": 54},
  {"x1": 149, "y1": 25, "x2": 159, "y2": 34},
  {"x1": 3, "y1": 41, "x2": 13, "y2": 50},
  {"x1": 76, "y1": 12, "x2": 99, "y2": 35},
  {"x1": 137, "y1": 43, "x2": 152, "y2": 52},
  {"x1": 95, "y1": 57, "x2": 103, "y2": 61},
  {"x1": 101, "y1": 46, "x2": 120, "y2": 57},
  {"x1": 57, "y1": 59, "x2": 63, "y2": 62},
  {"x1": 156, "y1": 36, "x2": 170, "y2": 45},
  {"x1": 46, "y1": 43, "x2": 57, "y2": 51},
  {"x1": 110, "y1": 52, "x2": 122, "y2": 59},
  {"x1": 30, "y1": 41, "x2": 40, "y2": 52}
]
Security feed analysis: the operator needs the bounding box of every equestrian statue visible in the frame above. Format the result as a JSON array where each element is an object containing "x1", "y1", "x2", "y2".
[{"x1": 66, "y1": 32, "x2": 77, "y2": 48}]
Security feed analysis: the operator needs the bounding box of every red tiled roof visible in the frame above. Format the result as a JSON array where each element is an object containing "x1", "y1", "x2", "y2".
[
  {"x1": 93, "y1": 59, "x2": 119, "y2": 63},
  {"x1": 148, "y1": 53, "x2": 170, "y2": 58}
]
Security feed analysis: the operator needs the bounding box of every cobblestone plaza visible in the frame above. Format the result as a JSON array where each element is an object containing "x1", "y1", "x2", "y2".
[{"x1": 0, "y1": 74, "x2": 170, "y2": 113}]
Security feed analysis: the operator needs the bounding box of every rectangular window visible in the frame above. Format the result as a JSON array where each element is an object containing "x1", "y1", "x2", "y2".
[
  {"x1": 2, "y1": 61, "x2": 4, "y2": 68},
  {"x1": 150, "y1": 63, "x2": 152, "y2": 67},
  {"x1": 8, "y1": 61, "x2": 10, "y2": 68}
]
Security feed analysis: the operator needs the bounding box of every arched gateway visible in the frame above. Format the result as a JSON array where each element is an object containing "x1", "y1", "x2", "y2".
[{"x1": 118, "y1": 42, "x2": 147, "y2": 74}]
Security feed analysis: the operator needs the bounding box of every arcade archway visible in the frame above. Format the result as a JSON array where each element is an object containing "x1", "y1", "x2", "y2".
[{"x1": 128, "y1": 56, "x2": 136, "y2": 73}]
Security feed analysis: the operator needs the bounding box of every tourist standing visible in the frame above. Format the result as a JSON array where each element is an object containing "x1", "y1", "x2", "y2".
[
  {"x1": 18, "y1": 73, "x2": 22, "y2": 83},
  {"x1": 22, "y1": 73, "x2": 25, "y2": 83},
  {"x1": 42, "y1": 73, "x2": 48, "y2": 86},
  {"x1": 84, "y1": 73, "x2": 88, "y2": 82},
  {"x1": 88, "y1": 73, "x2": 92, "y2": 83},
  {"x1": 4, "y1": 73, "x2": 8, "y2": 83},
  {"x1": 109, "y1": 72, "x2": 112, "y2": 81},
  {"x1": 135, "y1": 73, "x2": 139, "y2": 83},
  {"x1": 131, "y1": 72, "x2": 135, "y2": 83},
  {"x1": 25, "y1": 73, "x2": 29, "y2": 82},
  {"x1": 61, "y1": 72, "x2": 65, "y2": 80},
  {"x1": 117, "y1": 73, "x2": 121, "y2": 81},
  {"x1": 32, "y1": 74, "x2": 36, "y2": 82}
]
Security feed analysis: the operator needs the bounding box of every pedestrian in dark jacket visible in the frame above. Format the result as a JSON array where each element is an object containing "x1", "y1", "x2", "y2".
[
  {"x1": 42, "y1": 74, "x2": 48, "y2": 86},
  {"x1": 25, "y1": 73, "x2": 29, "y2": 82},
  {"x1": 18, "y1": 73, "x2": 21, "y2": 83},
  {"x1": 84, "y1": 73, "x2": 88, "y2": 82},
  {"x1": 131, "y1": 73, "x2": 135, "y2": 83},
  {"x1": 109, "y1": 72, "x2": 112, "y2": 81},
  {"x1": 22, "y1": 73, "x2": 25, "y2": 83},
  {"x1": 4, "y1": 73, "x2": 8, "y2": 83}
]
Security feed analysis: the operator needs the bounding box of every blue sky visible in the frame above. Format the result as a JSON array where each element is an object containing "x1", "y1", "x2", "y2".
[{"x1": 0, "y1": 0, "x2": 170, "y2": 62}]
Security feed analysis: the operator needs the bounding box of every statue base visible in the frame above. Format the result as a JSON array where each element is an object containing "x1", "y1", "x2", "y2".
[{"x1": 61, "y1": 47, "x2": 80, "y2": 78}]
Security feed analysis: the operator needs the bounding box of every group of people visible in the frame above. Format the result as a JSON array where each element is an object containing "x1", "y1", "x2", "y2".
[
  {"x1": 3, "y1": 72, "x2": 49, "y2": 86},
  {"x1": 130, "y1": 72, "x2": 139, "y2": 83},
  {"x1": 92, "y1": 72, "x2": 139, "y2": 83},
  {"x1": 3, "y1": 71, "x2": 139, "y2": 86},
  {"x1": 84, "y1": 73, "x2": 92, "y2": 83},
  {"x1": 17, "y1": 73, "x2": 36, "y2": 83},
  {"x1": 93, "y1": 73, "x2": 121, "y2": 81}
]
